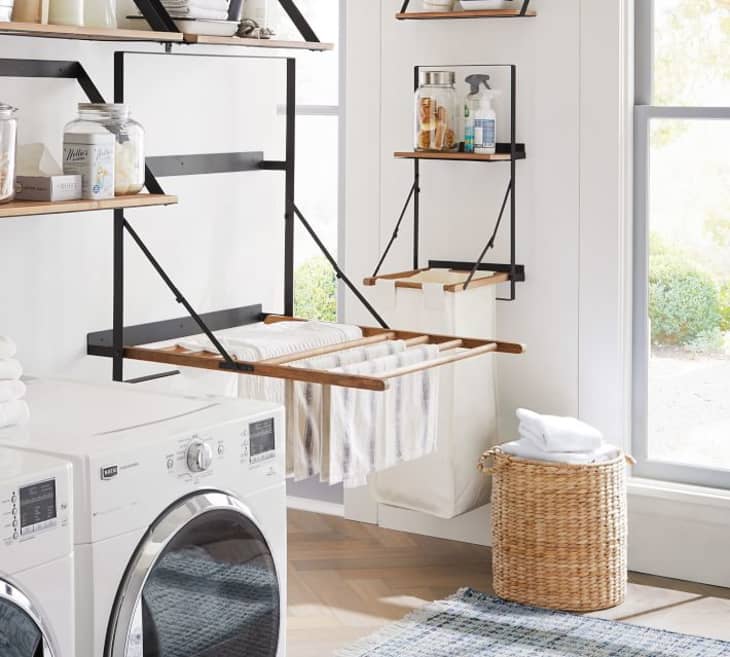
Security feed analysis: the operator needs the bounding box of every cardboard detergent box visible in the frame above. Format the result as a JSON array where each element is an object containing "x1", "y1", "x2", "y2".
[{"x1": 15, "y1": 175, "x2": 83, "y2": 202}]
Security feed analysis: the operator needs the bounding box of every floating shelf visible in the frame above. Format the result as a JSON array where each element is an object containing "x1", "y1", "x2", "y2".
[
  {"x1": 396, "y1": 9, "x2": 536, "y2": 20},
  {"x1": 0, "y1": 20, "x2": 184, "y2": 42},
  {"x1": 0, "y1": 194, "x2": 178, "y2": 219},
  {"x1": 0, "y1": 21, "x2": 332, "y2": 50},
  {"x1": 395, "y1": 150, "x2": 526, "y2": 162},
  {"x1": 182, "y1": 34, "x2": 333, "y2": 50}
]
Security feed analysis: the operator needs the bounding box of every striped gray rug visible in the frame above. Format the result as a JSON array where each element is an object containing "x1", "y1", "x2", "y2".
[{"x1": 337, "y1": 588, "x2": 730, "y2": 657}]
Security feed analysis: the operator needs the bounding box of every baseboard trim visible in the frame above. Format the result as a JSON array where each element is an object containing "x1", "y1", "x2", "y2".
[{"x1": 287, "y1": 496, "x2": 345, "y2": 518}]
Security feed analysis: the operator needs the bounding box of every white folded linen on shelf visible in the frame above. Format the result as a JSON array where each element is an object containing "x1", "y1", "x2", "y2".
[
  {"x1": 328, "y1": 345, "x2": 440, "y2": 488},
  {"x1": 0, "y1": 336, "x2": 17, "y2": 360},
  {"x1": 166, "y1": 7, "x2": 229, "y2": 19},
  {"x1": 500, "y1": 439, "x2": 621, "y2": 465},
  {"x1": 178, "y1": 320, "x2": 363, "y2": 404},
  {"x1": 0, "y1": 359, "x2": 23, "y2": 381},
  {"x1": 161, "y1": 0, "x2": 229, "y2": 8},
  {"x1": 516, "y1": 407, "x2": 604, "y2": 453},
  {"x1": 0, "y1": 380, "x2": 26, "y2": 403},
  {"x1": 0, "y1": 400, "x2": 30, "y2": 429},
  {"x1": 286, "y1": 340, "x2": 408, "y2": 481}
]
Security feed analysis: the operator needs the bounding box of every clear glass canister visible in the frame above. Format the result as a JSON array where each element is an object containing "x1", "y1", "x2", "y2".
[
  {"x1": 67, "y1": 103, "x2": 145, "y2": 196},
  {"x1": 415, "y1": 70, "x2": 459, "y2": 152},
  {"x1": 0, "y1": 103, "x2": 18, "y2": 204}
]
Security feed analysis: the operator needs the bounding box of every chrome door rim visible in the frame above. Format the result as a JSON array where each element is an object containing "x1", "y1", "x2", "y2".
[
  {"x1": 105, "y1": 490, "x2": 280, "y2": 657},
  {"x1": 0, "y1": 577, "x2": 57, "y2": 657}
]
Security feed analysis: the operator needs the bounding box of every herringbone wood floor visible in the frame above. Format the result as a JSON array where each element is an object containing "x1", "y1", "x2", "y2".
[{"x1": 287, "y1": 509, "x2": 730, "y2": 657}]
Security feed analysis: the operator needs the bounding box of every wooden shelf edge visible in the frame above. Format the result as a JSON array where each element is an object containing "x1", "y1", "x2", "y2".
[
  {"x1": 394, "y1": 151, "x2": 521, "y2": 162},
  {"x1": 396, "y1": 9, "x2": 536, "y2": 19},
  {"x1": 363, "y1": 270, "x2": 510, "y2": 292},
  {"x1": 182, "y1": 33, "x2": 334, "y2": 50},
  {"x1": 0, "y1": 21, "x2": 184, "y2": 42},
  {"x1": 0, "y1": 194, "x2": 178, "y2": 219}
]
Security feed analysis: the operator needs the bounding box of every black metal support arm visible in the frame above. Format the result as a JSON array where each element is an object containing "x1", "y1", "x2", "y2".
[
  {"x1": 372, "y1": 183, "x2": 416, "y2": 278},
  {"x1": 295, "y1": 206, "x2": 389, "y2": 329}
]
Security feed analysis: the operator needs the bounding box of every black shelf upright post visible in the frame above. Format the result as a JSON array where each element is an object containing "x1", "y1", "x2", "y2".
[{"x1": 284, "y1": 57, "x2": 296, "y2": 317}]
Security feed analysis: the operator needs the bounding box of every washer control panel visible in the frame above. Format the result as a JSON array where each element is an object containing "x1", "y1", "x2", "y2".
[{"x1": 1, "y1": 477, "x2": 58, "y2": 544}]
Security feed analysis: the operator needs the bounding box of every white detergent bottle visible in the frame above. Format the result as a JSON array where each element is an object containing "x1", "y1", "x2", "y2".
[{"x1": 465, "y1": 74, "x2": 499, "y2": 155}]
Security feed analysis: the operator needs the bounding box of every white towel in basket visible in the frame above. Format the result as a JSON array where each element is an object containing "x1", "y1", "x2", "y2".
[
  {"x1": 501, "y1": 439, "x2": 620, "y2": 465},
  {"x1": 517, "y1": 408, "x2": 604, "y2": 453},
  {"x1": 286, "y1": 340, "x2": 408, "y2": 481},
  {"x1": 328, "y1": 345, "x2": 440, "y2": 488}
]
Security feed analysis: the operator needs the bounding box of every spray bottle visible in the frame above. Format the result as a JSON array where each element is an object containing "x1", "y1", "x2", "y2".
[{"x1": 464, "y1": 74, "x2": 499, "y2": 155}]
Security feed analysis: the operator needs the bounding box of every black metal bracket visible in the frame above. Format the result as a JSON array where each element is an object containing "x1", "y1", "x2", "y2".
[
  {"x1": 98, "y1": 50, "x2": 387, "y2": 382},
  {"x1": 133, "y1": 0, "x2": 179, "y2": 32},
  {"x1": 0, "y1": 58, "x2": 105, "y2": 103},
  {"x1": 134, "y1": 0, "x2": 321, "y2": 43}
]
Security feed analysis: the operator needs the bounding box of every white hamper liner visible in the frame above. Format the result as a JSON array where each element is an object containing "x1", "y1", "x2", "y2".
[{"x1": 365, "y1": 268, "x2": 502, "y2": 519}]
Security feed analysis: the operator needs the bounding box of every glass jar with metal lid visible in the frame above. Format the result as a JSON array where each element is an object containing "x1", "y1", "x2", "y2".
[
  {"x1": 0, "y1": 103, "x2": 18, "y2": 204},
  {"x1": 415, "y1": 70, "x2": 459, "y2": 152},
  {"x1": 65, "y1": 103, "x2": 145, "y2": 196}
]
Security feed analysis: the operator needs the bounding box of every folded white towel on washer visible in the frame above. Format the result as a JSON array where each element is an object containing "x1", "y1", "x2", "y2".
[
  {"x1": 516, "y1": 408, "x2": 604, "y2": 453},
  {"x1": 501, "y1": 439, "x2": 620, "y2": 465},
  {"x1": 0, "y1": 337, "x2": 17, "y2": 360},
  {"x1": 0, "y1": 359, "x2": 23, "y2": 381},
  {"x1": 286, "y1": 340, "x2": 408, "y2": 481},
  {"x1": 0, "y1": 380, "x2": 26, "y2": 403},
  {"x1": 0, "y1": 400, "x2": 30, "y2": 429},
  {"x1": 328, "y1": 345, "x2": 440, "y2": 488}
]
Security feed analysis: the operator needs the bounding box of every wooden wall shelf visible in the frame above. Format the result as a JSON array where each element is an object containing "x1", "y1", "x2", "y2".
[
  {"x1": 0, "y1": 21, "x2": 184, "y2": 42},
  {"x1": 0, "y1": 21, "x2": 332, "y2": 50},
  {"x1": 182, "y1": 34, "x2": 334, "y2": 50},
  {"x1": 395, "y1": 151, "x2": 525, "y2": 162},
  {"x1": 0, "y1": 195, "x2": 178, "y2": 219},
  {"x1": 396, "y1": 9, "x2": 536, "y2": 20}
]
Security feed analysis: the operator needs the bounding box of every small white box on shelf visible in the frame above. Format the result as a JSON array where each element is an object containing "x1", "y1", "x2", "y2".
[
  {"x1": 460, "y1": 0, "x2": 515, "y2": 9},
  {"x1": 15, "y1": 175, "x2": 82, "y2": 202}
]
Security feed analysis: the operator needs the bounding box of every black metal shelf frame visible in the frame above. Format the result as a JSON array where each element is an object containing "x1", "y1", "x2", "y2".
[
  {"x1": 399, "y1": 0, "x2": 532, "y2": 16},
  {"x1": 374, "y1": 64, "x2": 526, "y2": 301},
  {"x1": 103, "y1": 49, "x2": 388, "y2": 382},
  {"x1": 134, "y1": 0, "x2": 322, "y2": 46},
  {"x1": 0, "y1": 50, "x2": 387, "y2": 384}
]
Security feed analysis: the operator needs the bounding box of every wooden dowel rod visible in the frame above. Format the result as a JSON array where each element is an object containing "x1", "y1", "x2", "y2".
[
  {"x1": 435, "y1": 339, "x2": 464, "y2": 352},
  {"x1": 125, "y1": 346, "x2": 389, "y2": 391},
  {"x1": 260, "y1": 333, "x2": 397, "y2": 365},
  {"x1": 380, "y1": 343, "x2": 498, "y2": 381},
  {"x1": 403, "y1": 336, "x2": 431, "y2": 346}
]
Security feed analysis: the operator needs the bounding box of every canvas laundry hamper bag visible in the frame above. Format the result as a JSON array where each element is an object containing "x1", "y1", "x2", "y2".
[{"x1": 366, "y1": 269, "x2": 502, "y2": 519}]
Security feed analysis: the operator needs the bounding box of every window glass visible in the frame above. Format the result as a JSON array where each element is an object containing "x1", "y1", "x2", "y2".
[
  {"x1": 653, "y1": 0, "x2": 730, "y2": 106},
  {"x1": 124, "y1": 509, "x2": 280, "y2": 657},
  {"x1": 272, "y1": 0, "x2": 339, "y2": 105},
  {"x1": 647, "y1": 118, "x2": 730, "y2": 468}
]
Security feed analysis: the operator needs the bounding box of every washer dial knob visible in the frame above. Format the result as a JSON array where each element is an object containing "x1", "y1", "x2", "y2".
[{"x1": 186, "y1": 440, "x2": 213, "y2": 473}]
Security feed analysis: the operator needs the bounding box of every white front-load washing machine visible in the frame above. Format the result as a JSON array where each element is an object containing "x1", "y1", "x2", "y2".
[
  {"x1": 0, "y1": 379, "x2": 287, "y2": 657},
  {"x1": 0, "y1": 447, "x2": 74, "y2": 657}
]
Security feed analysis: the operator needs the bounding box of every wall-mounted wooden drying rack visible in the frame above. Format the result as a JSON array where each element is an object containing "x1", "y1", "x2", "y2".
[{"x1": 88, "y1": 305, "x2": 525, "y2": 391}]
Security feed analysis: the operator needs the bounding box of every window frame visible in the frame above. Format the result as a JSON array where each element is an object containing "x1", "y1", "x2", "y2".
[{"x1": 633, "y1": 0, "x2": 730, "y2": 488}]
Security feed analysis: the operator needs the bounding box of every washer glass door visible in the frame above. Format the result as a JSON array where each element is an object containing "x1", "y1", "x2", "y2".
[
  {"x1": 0, "y1": 580, "x2": 54, "y2": 657},
  {"x1": 109, "y1": 492, "x2": 280, "y2": 657}
]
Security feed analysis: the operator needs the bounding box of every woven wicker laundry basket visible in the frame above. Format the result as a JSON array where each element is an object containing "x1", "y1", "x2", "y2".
[{"x1": 479, "y1": 447, "x2": 631, "y2": 612}]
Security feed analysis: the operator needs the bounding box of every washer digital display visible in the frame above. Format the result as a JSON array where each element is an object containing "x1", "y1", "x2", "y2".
[
  {"x1": 19, "y1": 479, "x2": 56, "y2": 534},
  {"x1": 250, "y1": 418, "x2": 276, "y2": 463}
]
